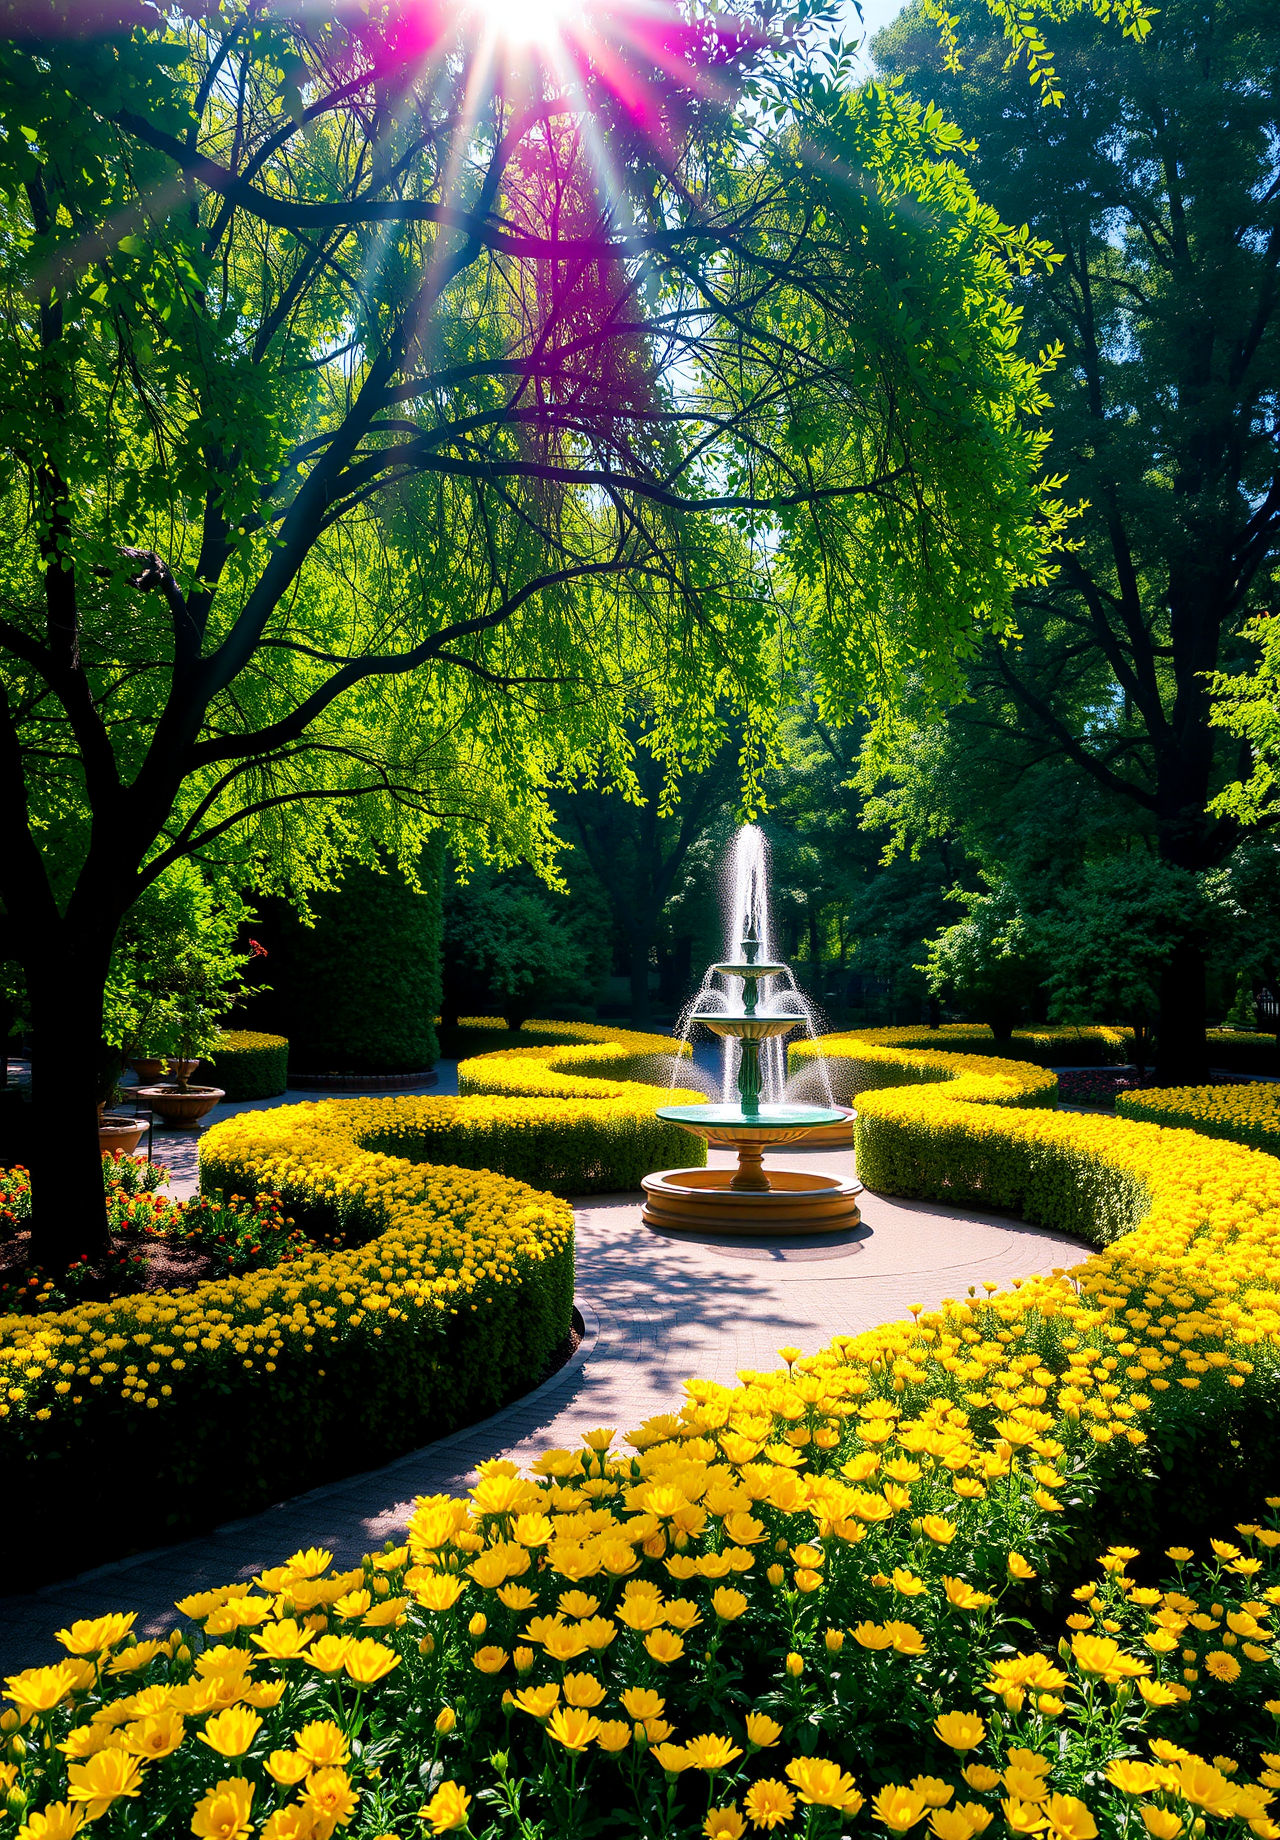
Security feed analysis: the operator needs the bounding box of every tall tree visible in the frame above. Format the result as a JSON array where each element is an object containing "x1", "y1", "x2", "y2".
[
  {"x1": 0, "y1": 0, "x2": 1094, "y2": 1260},
  {"x1": 875, "y1": 0, "x2": 1280, "y2": 1084}
]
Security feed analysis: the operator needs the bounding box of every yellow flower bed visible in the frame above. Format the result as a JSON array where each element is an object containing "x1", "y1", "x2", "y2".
[
  {"x1": 789, "y1": 1032, "x2": 1059, "y2": 1109},
  {"x1": 6, "y1": 1318, "x2": 1280, "y2": 1840},
  {"x1": 0, "y1": 1146, "x2": 574, "y2": 1579},
  {"x1": 1117, "y1": 1084, "x2": 1280, "y2": 1157}
]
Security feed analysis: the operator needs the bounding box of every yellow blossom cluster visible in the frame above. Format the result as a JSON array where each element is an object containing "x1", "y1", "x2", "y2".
[
  {"x1": 8, "y1": 1346, "x2": 1280, "y2": 1840},
  {"x1": 1117, "y1": 1084, "x2": 1280, "y2": 1158}
]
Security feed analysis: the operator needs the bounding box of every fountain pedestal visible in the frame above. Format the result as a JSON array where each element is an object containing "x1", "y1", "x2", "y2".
[{"x1": 643, "y1": 917, "x2": 861, "y2": 1237}]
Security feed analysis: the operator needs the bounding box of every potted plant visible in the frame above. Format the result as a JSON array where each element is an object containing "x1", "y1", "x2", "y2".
[
  {"x1": 133, "y1": 961, "x2": 228, "y2": 1126},
  {"x1": 95, "y1": 1044, "x2": 145, "y2": 1157}
]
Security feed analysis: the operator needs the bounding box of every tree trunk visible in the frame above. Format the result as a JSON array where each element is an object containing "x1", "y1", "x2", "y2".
[
  {"x1": 26, "y1": 938, "x2": 113, "y2": 1267},
  {"x1": 807, "y1": 909, "x2": 821, "y2": 997},
  {"x1": 1154, "y1": 940, "x2": 1208, "y2": 1086}
]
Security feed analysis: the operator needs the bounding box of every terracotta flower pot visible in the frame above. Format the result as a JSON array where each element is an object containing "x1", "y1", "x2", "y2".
[
  {"x1": 98, "y1": 1114, "x2": 145, "y2": 1157},
  {"x1": 129, "y1": 1057, "x2": 167, "y2": 1083},
  {"x1": 135, "y1": 1085, "x2": 224, "y2": 1127}
]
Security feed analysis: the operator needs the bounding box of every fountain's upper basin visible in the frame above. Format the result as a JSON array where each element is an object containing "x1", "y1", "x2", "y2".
[
  {"x1": 709, "y1": 959, "x2": 789, "y2": 981},
  {"x1": 657, "y1": 1101, "x2": 846, "y2": 1146},
  {"x1": 693, "y1": 1011, "x2": 801, "y2": 1041}
]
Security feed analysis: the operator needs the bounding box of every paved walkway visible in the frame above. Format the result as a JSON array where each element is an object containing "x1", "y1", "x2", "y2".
[{"x1": 0, "y1": 1138, "x2": 1089, "y2": 1671}]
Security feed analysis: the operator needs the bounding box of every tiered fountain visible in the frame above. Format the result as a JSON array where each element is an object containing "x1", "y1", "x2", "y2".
[{"x1": 640, "y1": 829, "x2": 861, "y2": 1236}]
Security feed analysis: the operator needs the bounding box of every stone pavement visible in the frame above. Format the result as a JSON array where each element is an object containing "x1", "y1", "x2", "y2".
[{"x1": 0, "y1": 1139, "x2": 1089, "y2": 1671}]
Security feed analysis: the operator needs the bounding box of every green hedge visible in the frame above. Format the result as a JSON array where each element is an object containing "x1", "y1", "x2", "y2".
[
  {"x1": 253, "y1": 843, "x2": 444, "y2": 1074},
  {"x1": 854, "y1": 1101, "x2": 1148, "y2": 1246},
  {"x1": 203, "y1": 1029, "x2": 289, "y2": 1100},
  {"x1": 350, "y1": 1097, "x2": 701, "y2": 1196},
  {"x1": 1205, "y1": 1029, "x2": 1279, "y2": 1075},
  {"x1": 0, "y1": 1155, "x2": 573, "y2": 1582},
  {"x1": 841, "y1": 1024, "x2": 1129, "y2": 1066}
]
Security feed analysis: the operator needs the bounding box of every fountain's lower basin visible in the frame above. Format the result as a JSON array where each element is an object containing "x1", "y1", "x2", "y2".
[{"x1": 642, "y1": 1102, "x2": 862, "y2": 1236}]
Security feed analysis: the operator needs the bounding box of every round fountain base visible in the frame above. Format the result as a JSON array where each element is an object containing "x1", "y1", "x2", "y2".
[{"x1": 641, "y1": 1166, "x2": 862, "y2": 1236}]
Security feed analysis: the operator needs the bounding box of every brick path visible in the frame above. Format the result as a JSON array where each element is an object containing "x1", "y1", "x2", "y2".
[{"x1": 0, "y1": 1140, "x2": 1088, "y2": 1671}]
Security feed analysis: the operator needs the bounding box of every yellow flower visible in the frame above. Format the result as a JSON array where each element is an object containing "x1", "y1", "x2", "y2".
[
  {"x1": 55, "y1": 1615, "x2": 137, "y2": 1657},
  {"x1": 957, "y1": 1805, "x2": 995, "y2": 1837},
  {"x1": 596, "y1": 1721, "x2": 632, "y2": 1753},
  {"x1": 300, "y1": 1766, "x2": 360, "y2": 1830},
  {"x1": 294, "y1": 1720, "x2": 351, "y2": 1768},
  {"x1": 1007, "y1": 1554, "x2": 1037, "y2": 1581},
  {"x1": 260, "y1": 1811, "x2": 315, "y2": 1840},
  {"x1": 705, "y1": 1807, "x2": 747, "y2": 1840},
  {"x1": 1107, "y1": 1762, "x2": 1158, "y2": 1795},
  {"x1": 711, "y1": 1588, "x2": 749, "y2": 1621},
  {"x1": 413, "y1": 1575, "x2": 468, "y2": 1613},
  {"x1": 5, "y1": 1664, "x2": 81, "y2": 1718},
  {"x1": 786, "y1": 1757, "x2": 864, "y2": 1814},
  {"x1": 686, "y1": 1735, "x2": 745, "y2": 1773},
  {"x1": 344, "y1": 1638, "x2": 401, "y2": 1684},
  {"x1": 190, "y1": 1778, "x2": 254, "y2": 1840},
  {"x1": 651, "y1": 1743, "x2": 693, "y2": 1774},
  {"x1": 16, "y1": 1807, "x2": 84, "y2": 1840},
  {"x1": 1205, "y1": 1651, "x2": 1242, "y2": 1683},
  {"x1": 1139, "y1": 1811, "x2": 1183, "y2": 1840},
  {"x1": 546, "y1": 1707, "x2": 601, "y2": 1751},
  {"x1": 265, "y1": 1751, "x2": 311, "y2": 1787},
  {"x1": 471, "y1": 1647, "x2": 509, "y2": 1676},
  {"x1": 644, "y1": 1630, "x2": 685, "y2": 1665},
  {"x1": 785, "y1": 1652, "x2": 804, "y2": 1676},
  {"x1": 935, "y1": 1713, "x2": 985, "y2": 1752},
  {"x1": 943, "y1": 1579, "x2": 994, "y2": 1613},
  {"x1": 198, "y1": 1707, "x2": 262, "y2": 1758},
  {"x1": 562, "y1": 1674, "x2": 607, "y2": 1709},
  {"x1": 1002, "y1": 1800, "x2": 1048, "y2": 1834},
  {"x1": 251, "y1": 1620, "x2": 312, "y2": 1661},
  {"x1": 542, "y1": 1626, "x2": 590, "y2": 1663},
  {"x1": 66, "y1": 1748, "x2": 145, "y2": 1820},
  {"x1": 1005, "y1": 1769, "x2": 1050, "y2": 1804},
  {"x1": 930, "y1": 1814, "x2": 975, "y2": 1840},
  {"x1": 1069, "y1": 1634, "x2": 1148, "y2": 1684},
  {"x1": 435, "y1": 1707, "x2": 457, "y2": 1735},
  {"x1": 305, "y1": 1635, "x2": 352, "y2": 1673},
  {"x1": 1042, "y1": 1797, "x2": 1097, "y2": 1840},
  {"x1": 744, "y1": 1780, "x2": 797, "y2": 1830},
  {"x1": 420, "y1": 1781, "x2": 471, "y2": 1834},
  {"x1": 921, "y1": 1518, "x2": 957, "y2": 1546},
  {"x1": 912, "y1": 1779, "x2": 955, "y2": 1809},
  {"x1": 962, "y1": 1767, "x2": 1003, "y2": 1793},
  {"x1": 872, "y1": 1787, "x2": 930, "y2": 1832},
  {"x1": 122, "y1": 1711, "x2": 185, "y2": 1759},
  {"x1": 620, "y1": 1688, "x2": 665, "y2": 1721}
]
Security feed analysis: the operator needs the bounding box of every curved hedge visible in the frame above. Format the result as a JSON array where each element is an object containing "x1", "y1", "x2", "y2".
[
  {"x1": 1116, "y1": 1081, "x2": 1280, "y2": 1157},
  {"x1": 812, "y1": 1023, "x2": 1128, "y2": 1066},
  {"x1": 0, "y1": 1148, "x2": 573, "y2": 1580},
  {"x1": 203, "y1": 1029, "x2": 289, "y2": 1100},
  {"x1": 789, "y1": 1029, "x2": 1059, "y2": 1109}
]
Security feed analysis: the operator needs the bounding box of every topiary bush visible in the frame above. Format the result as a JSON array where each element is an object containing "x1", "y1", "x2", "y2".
[
  {"x1": 797, "y1": 1023, "x2": 1128, "y2": 1068},
  {"x1": 202, "y1": 1029, "x2": 289, "y2": 1099},
  {"x1": 258, "y1": 844, "x2": 444, "y2": 1076}
]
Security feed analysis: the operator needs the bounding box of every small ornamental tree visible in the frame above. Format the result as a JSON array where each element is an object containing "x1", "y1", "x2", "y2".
[{"x1": 922, "y1": 882, "x2": 1045, "y2": 1039}]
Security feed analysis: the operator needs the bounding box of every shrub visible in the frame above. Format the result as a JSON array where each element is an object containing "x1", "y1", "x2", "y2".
[
  {"x1": 438, "y1": 1015, "x2": 660, "y2": 1061},
  {"x1": 254, "y1": 846, "x2": 444, "y2": 1075},
  {"x1": 7, "y1": 1334, "x2": 1280, "y2": 1840},
  {"x1": 1116, "y1": 1082, "x2": 1280, "y2": 1156},
  {"x1": 0, "y1": 1146, "x2": 572, "y2": 1580},
  {"x1": 1205, "y1": 1029, "x2": 1279, "y2": 1077},
  {"x1": 797, "y1": 1023, "x2": 1128, "y2": 1067},
  {"x1": 203, "y1": 1030, "x2": 289, "y2": 1100}
]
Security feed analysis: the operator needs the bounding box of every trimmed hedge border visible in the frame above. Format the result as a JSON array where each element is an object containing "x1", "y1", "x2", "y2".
[
  {"x1": 801, "y1": 1022, "x2": 1128, "y2": 1067},
  {"x1": 201, "y1": 1029, "x2": 289, "y2": 1100},
  {"x1": 789, "y1": 1029, "x2": 1059, "y2": 1109},
  {"x1": 0, "y1": 1020, "x2": 692, "y2": 1579},
  {"x1": 1116, "y1": 1081, "x2": 1280, "y2": 1157}
]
